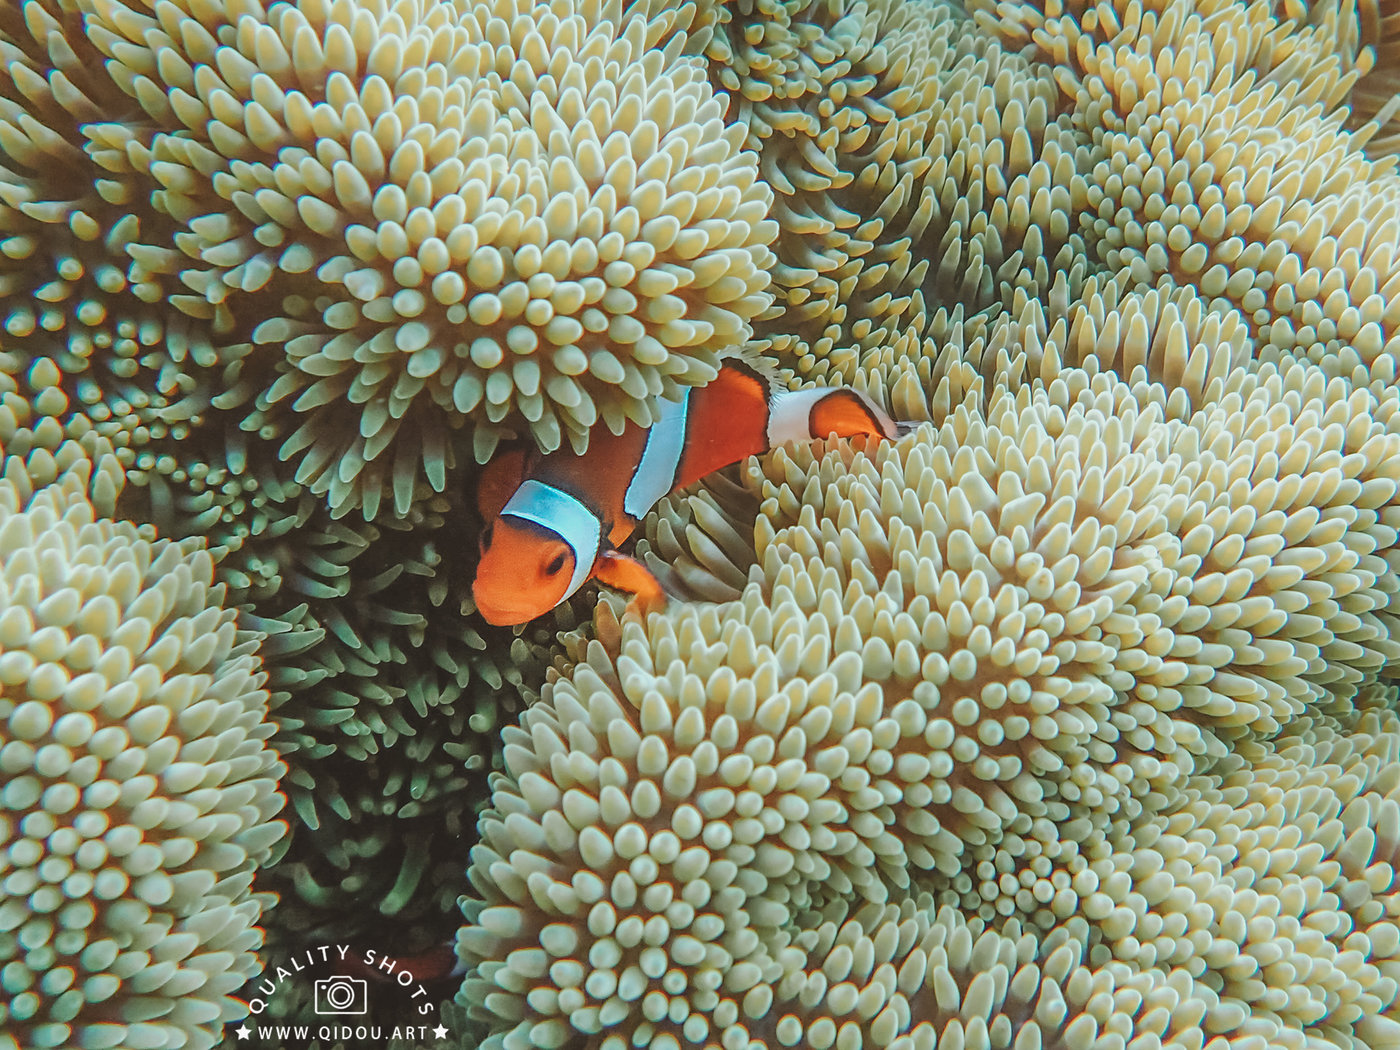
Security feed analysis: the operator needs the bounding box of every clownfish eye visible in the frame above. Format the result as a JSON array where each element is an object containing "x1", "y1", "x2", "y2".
[{"x1": 544, "y1": 552, "x2": 566, "y2": 576}]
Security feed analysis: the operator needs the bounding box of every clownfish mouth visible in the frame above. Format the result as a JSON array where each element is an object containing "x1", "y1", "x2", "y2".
[
  {"x1": 472, "y1": 589, "x2": 541, "y2": 627},
  {"x1": 470, "y1": 593, "x2": 534, "y2": 624}
]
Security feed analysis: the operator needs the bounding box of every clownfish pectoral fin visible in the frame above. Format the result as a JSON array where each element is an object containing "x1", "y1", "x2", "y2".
[
  {"x1": 594, "y1": 550, "x2": 667, "y2": 617},
  {"x1": 893, "y1": 419, "x2": 923, "y2": 437},
  {"x1": 475, "y1": 446, "x2": 529, "y2": 520}
]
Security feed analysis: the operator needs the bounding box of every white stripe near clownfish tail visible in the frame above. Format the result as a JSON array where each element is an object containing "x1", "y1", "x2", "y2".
[
  {"x1": 765, "y1": 385, "x2": 900, "y2": 445},
  {"x1": 720, "y1": 345, "x2": 911, "y2": 443},
  {"x1": 767, "y1": 387, "x2": 838, "y2": 445}
]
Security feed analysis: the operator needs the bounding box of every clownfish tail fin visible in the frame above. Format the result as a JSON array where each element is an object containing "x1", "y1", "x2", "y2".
[
  {"x1": 767, "y1": 382, "x2": 903, "y2": 445},
  {"x1": 806, "y1": 387, "x2": 897, "y2": 441},
  {"x1": 893, "y1": 419, "x2": 923, "y2": 438}
]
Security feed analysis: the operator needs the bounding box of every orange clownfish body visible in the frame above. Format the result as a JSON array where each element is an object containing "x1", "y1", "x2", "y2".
[{"x1": 471, "y1": 360, "x2": 905, "y2": 626}]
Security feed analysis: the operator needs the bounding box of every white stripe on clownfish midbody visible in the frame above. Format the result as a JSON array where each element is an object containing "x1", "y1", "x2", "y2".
[{"x1": 471, "y1": 359, "x2": 906, "y2": 626}]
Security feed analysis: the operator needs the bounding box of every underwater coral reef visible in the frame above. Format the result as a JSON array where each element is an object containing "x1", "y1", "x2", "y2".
[{"x1": 2, "y1": 0, "x2": 1400, "y2": 1047}]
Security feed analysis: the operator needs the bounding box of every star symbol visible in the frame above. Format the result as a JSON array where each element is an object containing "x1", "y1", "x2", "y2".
[
  {"x1": 236, "y1": 1025, "x2": 252, "y2": 1040},
  {"x1": 433, "y1": 1024, "x2": 449, "y2": 1040}
]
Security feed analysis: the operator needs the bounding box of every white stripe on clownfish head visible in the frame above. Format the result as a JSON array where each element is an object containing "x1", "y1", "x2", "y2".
[
  {"x1": 499, "y1": 479, "x2": 601, "y2": 600},
  {"x1": 623, "y1": 389, "x2": 691, "y2": 520}
]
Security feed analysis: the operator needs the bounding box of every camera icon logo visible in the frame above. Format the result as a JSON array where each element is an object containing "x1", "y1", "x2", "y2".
[{"x1": 314, "y1": 976, "x2": 368, "y2": 1015}]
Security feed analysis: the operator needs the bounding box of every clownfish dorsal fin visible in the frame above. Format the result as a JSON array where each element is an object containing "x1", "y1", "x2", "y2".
[
  {"x1": 476, "y1": 446, "x2": 530, "y2": 521},
  {"x1": 720, "y1": 342, "x2": 782, "y2": 396}
]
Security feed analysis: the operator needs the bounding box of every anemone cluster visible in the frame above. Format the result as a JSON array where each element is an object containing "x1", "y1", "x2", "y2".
[
  {"x1": 457, "y1": 354, "x2": 1400, "y2": 1049},
  {"x1": 3, "y1": 0, "x2": 1400, "y2": 1047},
  {"x1": 53, "y1": 0, "x2": 773, "y2": 519},
  {"x1": 453, "y1": 0, "x2": 1400, "y2": 1045},
  {"x1": 0, "y1": 362, "x2": 283, "y2": 1050}
]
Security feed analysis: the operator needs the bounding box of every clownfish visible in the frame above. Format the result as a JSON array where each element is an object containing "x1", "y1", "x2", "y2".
[{"x1": 471, "y1": 359, "x2": 905, "y2": 626}]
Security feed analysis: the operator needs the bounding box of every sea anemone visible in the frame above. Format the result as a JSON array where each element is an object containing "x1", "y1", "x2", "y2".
[
  {"x1": 58, "y1": 0, "x2": 777, "y2": 520},
  {"x1": 722, "y1": 0, "x2": 1093, "y2": 381},
  {"x1": 1099, "y1": 683, "x2": 1400, "y2": 1045},
  {"x1": 0, "y1": 0, "x2": 223, "y2": 499},
  {"x1": 969, "y1": 0, "x2": 1400, "y2": 388},
  {"x1": 0, "y1": 362, "x2": 284, "y2": 1050},
  {"x1": 455, "y1": 346, "x2": 1400, "y2": 1047},
  {"x1": 6, "y1": 0, "x2": 1400, "y2": 1046}
]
